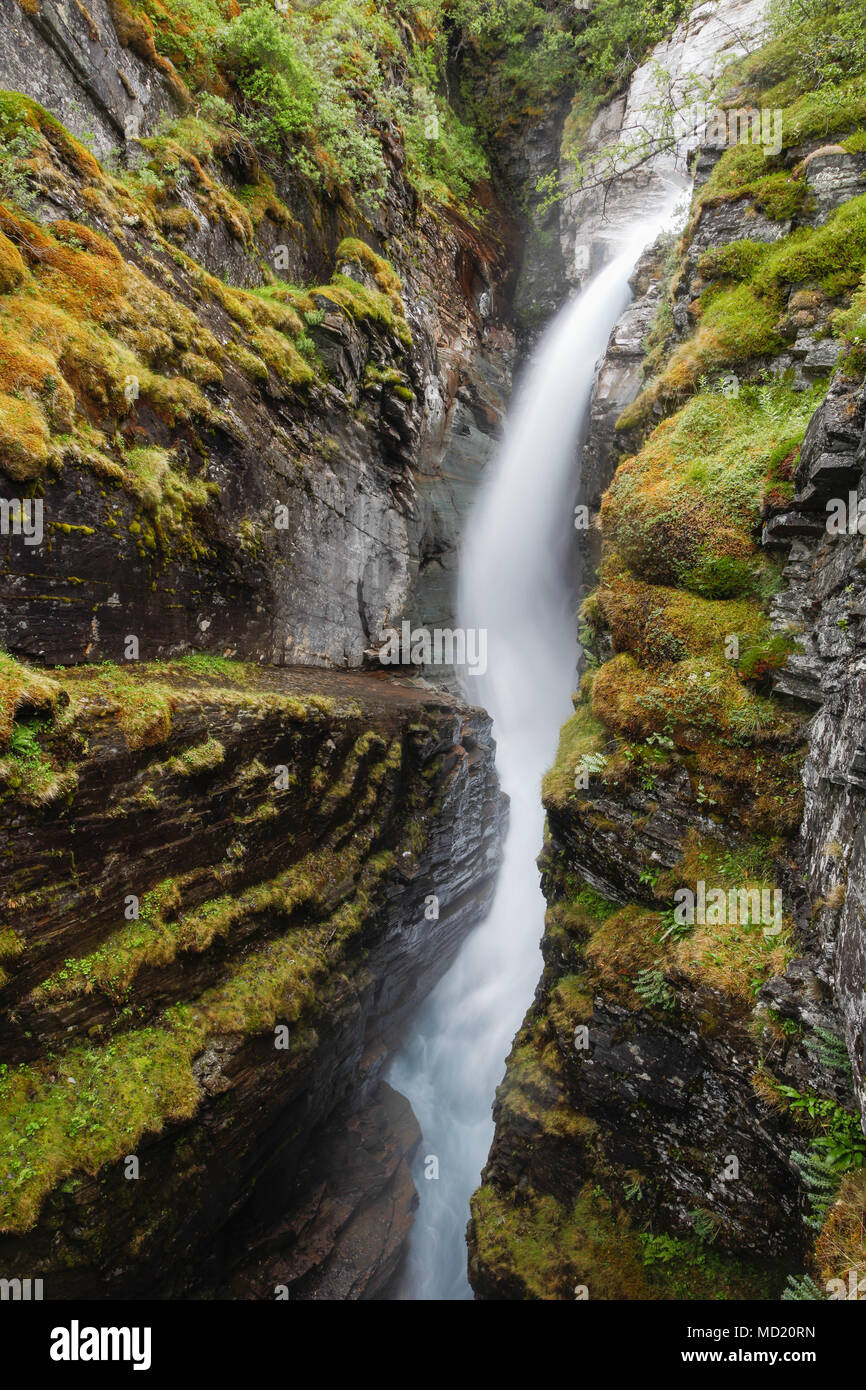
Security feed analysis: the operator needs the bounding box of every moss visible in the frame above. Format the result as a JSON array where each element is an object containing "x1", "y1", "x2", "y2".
[
  {"x1": 584, "y1": 904, "x2": 665, "y2": 1004},
  {"x1": 0, "y1": 196, "x2": 224, "y2": 508},
  {"x1": 656, "y1": 834, "x2": 792, "y2": 1003},
  {"x1": 335, "y1": 237, "x2": 403, "y2": 304},
  {"x1": 621, "y1": 287, "x2": 784, "y2": 427},
  {"x1": 63, "y1": 663, "x2": 176, "y2": 750},
  {"x1": 136, "y1": 123, "x2": 255, "y2": 245},
  {"x1": 0, "y1": 392, "x2": 50, "y2": 479},
  {"x1": 816, "y1": 1168, "x2": 866, "y2": 1289},
  {"x1": 607, "y1": 384, "x2": 822, "y2": 587},
  {"x1": 237, "y1": 177, "x2": 295, "y2": 230},
  {"x1": 227, "y1": 343, "x2": 269, "y2": 384},
  {"x1": 0, "y1": 716, "x2": 77, "y2": 805},
  {"x1": 0, "y1": 229, "x2": 26, "y2": 292},
  {"x1": 549, "y1": 973, "x2": 595, "y2": 1030},
  {"x1": 105, "y1": 0, "x2": 192, "y2": 108},
  {"x1": 121, "y1": 444, "x2": 218, "y2": 553},
  {"x1": 757, "y1": 193, "x2": 866, "y2": 298},
  {"x1": 0, "y1": 1022, "x2": 200, "y2": 1231},
  {"x1": 0, "y1": 90, "x2": 102, "y2": 181},
  {"x1": 596, "y1": 567, "x2": 767, "y2": 666},
  {"x1": 0, "y1": 650, "x2": 63, "y2": 745},
  {"x1": 542, "y1": 698, "x2": 607, "y2": 809},
  {"x1": 169, "y1": 736, "x2": 224, "y2": 777},
  {"x1": 175, "y1": 652, "x2": 241, "y2": 681},
  {"x1": 697, "y1": 239, "x2": 772, "y2": 285},
  {"x1": 470, "y1": 1182, "x2": 772, "y2": 1300},
  {"x1": 782, "y1": 80, "x2": 866, "y2": 147},
  {"x1": 313, "y1": 273, "x2": 412, "y2": 347},
  {"x1": 364, "y1": 362, "x2": 414, "y2": 398},
  {"x1": 696, "y1": 143, "x2": 807, "y2": 223},
  {"x1": 0, "y1": 773, "x2": 410, "y2": 1231},
  {"x1": 591, "y1": 646, "x2": 798, "y2": 746}
]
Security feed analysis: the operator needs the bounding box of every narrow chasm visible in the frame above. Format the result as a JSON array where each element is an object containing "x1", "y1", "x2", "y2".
[{"x1": 0, "y1": 0, "x2": 865, "y2": 1311}]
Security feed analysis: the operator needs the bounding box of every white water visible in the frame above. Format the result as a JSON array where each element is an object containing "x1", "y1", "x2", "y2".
[{"x1": 389, "y1": 205, "x2": 680, "y2": 1301}]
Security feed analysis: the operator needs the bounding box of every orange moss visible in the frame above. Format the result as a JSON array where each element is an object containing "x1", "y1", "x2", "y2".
[
  {"x1": 596, "y1": 566, "x2": 765, "y2": 666},
  {"x1": 584, "y1": 905, "x2": 663, "y2": 1002},
  {"x1": 816, "y1": 1169, "x2": 866, "y2": 1290},
  {"x1": 0, "y1": 206, "x2": 123, "y2": 317},
  {"x1": 0, "y1": 393, "x2": 50, "y2": 479},
  {"x1": 0, "y1": 230, "x2": 27, "y2": 292},
  {"x1": 106, "y1": 0, "x2": 191, "y2": 109}
]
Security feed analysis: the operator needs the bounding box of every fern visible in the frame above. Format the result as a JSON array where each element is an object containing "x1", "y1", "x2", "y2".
[
  {"x1": 791, "y1": 1134, "x2": 865, "y2": 1230},
  {"x1": 805, "y1": 1027, "x2": 852, "y2": 1075},
  {"x1": 781, "y1": 1273, "x2": 825, "y2": 1301},
  {"x1": 689, "y1": 1208, "x2": 719, "y2": 1245},
  {"x1": 573, "y1": 751, "x2": 608, "y2": 783},
  {"x1": 634, "y1": 965, "x2": 674, "y2": 1011}
]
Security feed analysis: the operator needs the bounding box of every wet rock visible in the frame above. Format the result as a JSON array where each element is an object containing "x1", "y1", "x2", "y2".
[
  {"x1": 801, "y1": 146, "x2": 866, "y2": 225},
  {"x1": 0, "y1": 0, "x2": 180, "y2": 154},
  {"x1": 0, "y1": 668, "x2": 506, "y2": 1296}
]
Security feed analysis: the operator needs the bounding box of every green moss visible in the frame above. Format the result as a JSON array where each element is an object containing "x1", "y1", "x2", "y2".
[
  {"x1": 335, "y1": 238, "x2": 402, "y2": 302},
  {"x1": 313, "y1": 274, "x2": 412, "y2": 347},
  {"x1": 470, "y1": 1182, "x2": 773, "y2": 1300},
  {"x1": 696, "y1": 144, "x2": 807, "y2": 223},
  {"x1": 121, "y1": 444, "x2": 218, "y2": 555},
  {"x1": 549, "y1": 973, "x2": 595, "y2": 1031},
  {"x1": 698, "y1": 239, "x2": 772, "y2": 285},
  {"x1": 597, "y1": 567, "x2": 768, "y2": 663},
  {"x1": 607, "y1": 383, "x2": 822, "y2": 587},
  {"x1": 0, "y1": 717, "x2": 74, "y2": 805},
  {"x1": 62, "y1": 664, "x2": 176, "y2": 750},
  {"x1": 0, "y1": 90, "x2": 102, "y2": 181},
  {"x1": 0, "y1": 651, "x2": 63, "y2": 745},
  {"x1": 542, "y1": 699, "x2": 607, "y2": 809},
  {"x1": 757, "y1": 193, "x2": 866, "y2": 298},
  {"x1": 169, "y1": 737, "x2": 225, "y2": 777},
  {"x1": 0, "y1": 785, "x2": 410, "y2": 1231}
]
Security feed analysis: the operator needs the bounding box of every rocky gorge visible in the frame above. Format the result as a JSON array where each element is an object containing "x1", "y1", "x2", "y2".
[{"x1": 0, "y1": 0, "x2": 865, "y2": 1305}]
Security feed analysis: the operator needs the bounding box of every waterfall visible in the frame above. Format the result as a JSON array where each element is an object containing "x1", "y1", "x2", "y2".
[{"x1": 388, "y1": 201, "x2": 681, "y2": 1301}]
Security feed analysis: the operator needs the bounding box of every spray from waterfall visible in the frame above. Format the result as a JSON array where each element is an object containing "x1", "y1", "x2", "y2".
[{"x1": 388, "y1": 197, "x2": 682, "y2": 1301}]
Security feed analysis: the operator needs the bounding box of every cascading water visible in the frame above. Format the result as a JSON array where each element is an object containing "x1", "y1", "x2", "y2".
[{"x1": 389, "y1": 199, "x2": 681, "y2": 1301}]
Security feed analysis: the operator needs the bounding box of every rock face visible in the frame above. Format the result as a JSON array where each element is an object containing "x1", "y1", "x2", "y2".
[
  {"x1": 469, "y1": 3, "x2": 866, "y2": 1301},
  {"x1": 0, "y1": 664, "x2": 505, "y2": 1296},
  {"x1": 0, "y1": 1, "x2": 515, "y2": 673},
  {"x1": 0, "y1": 0, "x2": 182, "y2": 155},
  {"x1": 762, "y1": 373, "x2": 866, "y2": 1120}
]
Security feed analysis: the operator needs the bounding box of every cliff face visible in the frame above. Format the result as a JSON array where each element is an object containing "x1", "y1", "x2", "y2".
[
  {"x1": 763, "y1": 372, "x2": 866, "y2": 1120},
  {"x1": 0, "y1": 659, "x2": 504, "y2": 1296},
  {"x1": 469, "y1": 3, "x2": 866, "y2": 1300},
  {"x1": 0, "y1": 0, "x2": 516, "y2": 671},
  {"x1": 560, "y1": 0, "x2": 768, "y2": 284},
  {"x1": 0, "y1": 0, "x2": 517, "y2": 1296}
]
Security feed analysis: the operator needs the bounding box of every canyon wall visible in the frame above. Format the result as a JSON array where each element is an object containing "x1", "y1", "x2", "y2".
[
  {"x1": 0, "y1": 0, "x2": 516, "y2": 1294},
  {"x1": 0, "y1": 661, "x2": 504, "y2": 1296},
  {"x1": 469, "y1": 2, "x2": 866, "y2": 1299},
  {"x1": 0, "y1": 0, "x2": 516, "y2": 671}
]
